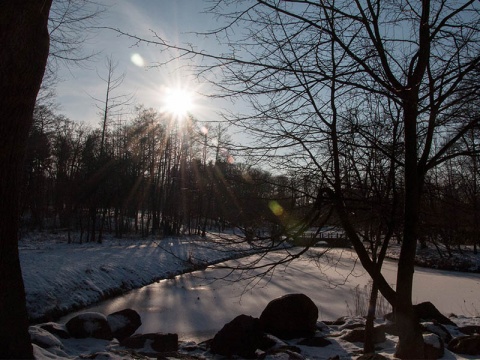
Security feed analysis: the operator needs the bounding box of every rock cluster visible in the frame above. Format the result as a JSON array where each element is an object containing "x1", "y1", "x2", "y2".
[
  {"x1": 30, "y1": 308, "x2": 178, "y2": 357},
  {"x1": 381, "y1": 301, "x2": 480, "y2": 359},
  {"x1": 30, "y1": 297, "x2": 480, "y2": 359},
  {"x1": 208, "y1": 297, "x2": 480, "y2": 359}
]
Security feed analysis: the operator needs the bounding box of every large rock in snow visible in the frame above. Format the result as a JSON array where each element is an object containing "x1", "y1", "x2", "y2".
[
  {"x1": 259, "y1": 293, "x2": 318, "y2": 339},
  {"x1": 421, "y1": 321, "x2": 452, "y2": 344},
  {"x1": 340, "y1": 326, "x2": 386, "y2": 344},
  {"x1": 448, "y1": 334, "x2": 480, "y2": 355},
  {"x1": 458, "y1": 325, "x2": 480, "y2": 335},
  {"x1": 384, "y1": 301, "x2": 455, "y2": 326},
  {"x1": 39, "y1": 322, "x2": 70, "y2": 339},
  {"x1": 29, "y1": 325, "x2": 64, "y2": 349},
  {"x1": 107, "y1": 308, "x2": 141, "y2": 341},
  {"x1": 65, "y1": 312, "x2": 113, "y2": 340},
  {"x1": 414, "y1": 302, "x2": 456, "y2": 326},
  {"x1": 210, "y1": 314, "x2": 273, "y2": 358},
  {"x1": 423, "y1": 333, "x2": 444, "y2": 360}
]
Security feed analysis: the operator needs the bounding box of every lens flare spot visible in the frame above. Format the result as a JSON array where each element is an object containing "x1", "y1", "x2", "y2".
[
  {"x1": 131, "y1": 53, "x2": 145, "y2": 67},
  {"x1": 269, "y1": 201, "x2": 284, "y2": 216}
]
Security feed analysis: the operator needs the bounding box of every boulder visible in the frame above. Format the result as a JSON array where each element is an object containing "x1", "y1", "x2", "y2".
[
  {"x1": 337, "y1": 317, "x2": 365, "y2": 331},
  {"x1": 459, "y1": 325, "x2": 480, "y2": 335},
  {"x1": 340, "y1": 327, "x2": 386, "y2": 344},
  {"x1": 414, "y1": 302, "x2": 456, "y2": 326},
  {"x1": 448, "y1": 334, "x2": 480, "y2": 355},
  {"x1": 210, "y1": 314, "x2": 273, "y2": 358},
  {"x1": 259, "y1": 293, "x2": 318, "y2": 339},
  {"x1": 423, "y1": 333, "x2": 444, "y2": 360},
  {"x1": 29, "y1": 326, "x2": 63, "y2": 349},
  {"x1": 121, "y1": 333, "x2": 178, "y2": 352},
  {"x1": 39, "y1": 322, "x2": 70, "y2": 339},
  {"x1": 421, "y1": 321, "x2": 452, "y2": 344},
  {"x1": 107, "y1": 308, "x2": 142, "y2": 341},
  {"x1": 377, "y1": 323, "x2": 398, "y2": 336},
  {"x1": 384, "y1": 302, "x2": 455, "y2": 326},
  {"x1": 65, "y1": 312, "x2": 113, "y2": 340}
]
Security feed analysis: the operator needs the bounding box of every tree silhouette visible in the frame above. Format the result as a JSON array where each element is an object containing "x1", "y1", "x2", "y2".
[{"x1": 0, "y1": 2, "x2": 53, "y2": 358}]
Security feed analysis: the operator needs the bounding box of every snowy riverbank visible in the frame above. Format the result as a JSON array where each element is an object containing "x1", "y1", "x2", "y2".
[{"x1": 20, "y1": 231, "x2": 257, "y2": 323}]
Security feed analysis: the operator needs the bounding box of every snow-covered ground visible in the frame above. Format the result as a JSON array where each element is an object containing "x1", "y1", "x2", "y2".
[
  {"x1": 20, "y1": 231, "x2": 259, "y2": 322},
  {"x1": 20, "y1": 231, "x2": 480, "y2": 359}
]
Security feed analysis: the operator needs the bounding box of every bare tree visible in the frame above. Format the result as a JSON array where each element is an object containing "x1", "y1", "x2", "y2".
[
  {"x1": 0, "y1": 1, "x2": 53, "y2": 358},
  {"x1": 35, "y1": 0, "x2": 104, "y2": 106},
  {"x1": 92, "y1": 55, "x2": 133, "y2": 154},
  {"x1": 47, "y1": 0, "x2": 103, "y2": 72},
  {"x1": 109, "y1": 1, "x2": 480, "y2": 357}
]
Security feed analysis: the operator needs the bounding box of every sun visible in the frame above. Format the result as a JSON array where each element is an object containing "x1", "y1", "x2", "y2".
[{"x1": 162, "y1": 87, "x2": 195, "y2": 118}]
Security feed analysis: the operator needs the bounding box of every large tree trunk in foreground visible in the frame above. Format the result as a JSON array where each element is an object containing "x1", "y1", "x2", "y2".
[{"x1": 0, "y1": 2, "x2": 52, "y2": 358}]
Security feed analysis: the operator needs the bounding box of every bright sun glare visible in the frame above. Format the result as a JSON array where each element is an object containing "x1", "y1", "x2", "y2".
[{"x1": 163, "y1": 87, "x2": 195, "y2": 118}]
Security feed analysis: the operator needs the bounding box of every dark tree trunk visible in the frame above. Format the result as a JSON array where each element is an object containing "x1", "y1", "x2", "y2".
[
  {"x1": 395, "y1": 99, "x2": 425, "y2": 359},
  {"x1": 364, "y1": 281, "x2": 379, "y2": 354},
  {"x1": 89, "y1": 205, "x2": 97, "y2": 243},
  {"x1": 0, "y1": 1, "x2": 52, "y2": 358}
]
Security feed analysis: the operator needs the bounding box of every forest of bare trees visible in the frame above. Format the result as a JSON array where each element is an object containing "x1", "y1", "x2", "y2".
[
  {"x1": 22, "y1": 101, "x2": 480, "y2": 257},
  {"x1": 21, "y1": 104, "x2": 296, "y2": 242}
]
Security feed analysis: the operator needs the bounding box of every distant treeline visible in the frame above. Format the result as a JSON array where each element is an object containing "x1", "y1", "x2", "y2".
[
  {"x1": 21, "y1": 105, "x2": 307, "y2": 242},
  {"x1": 21, "y1": 105, "x2": 479, "y2": 255}
]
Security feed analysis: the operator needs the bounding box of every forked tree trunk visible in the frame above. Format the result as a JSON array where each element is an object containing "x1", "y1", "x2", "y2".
[{"x1": 0, "y1": 2, "x2": 52, "y2": 358}]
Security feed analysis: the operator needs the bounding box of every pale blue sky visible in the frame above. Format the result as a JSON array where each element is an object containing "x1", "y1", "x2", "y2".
[{"x1": 54, "y1": 0, "x2": 226, "y2": 128}]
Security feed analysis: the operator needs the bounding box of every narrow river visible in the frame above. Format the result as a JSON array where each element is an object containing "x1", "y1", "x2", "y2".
[{"x1": 60, "y1": 249, "x2": 480, "y2": 342}]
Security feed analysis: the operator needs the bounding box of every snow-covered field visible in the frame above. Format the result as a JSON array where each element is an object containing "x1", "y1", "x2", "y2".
[{"x1": 20, "y1": 231, "x2": 480, "y2": 359}]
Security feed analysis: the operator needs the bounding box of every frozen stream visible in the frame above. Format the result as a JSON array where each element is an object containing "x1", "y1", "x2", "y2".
[{"x1": 61, "y1": 248, "x2": 480, "y2": 342}]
